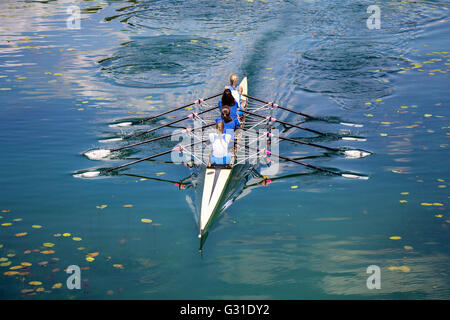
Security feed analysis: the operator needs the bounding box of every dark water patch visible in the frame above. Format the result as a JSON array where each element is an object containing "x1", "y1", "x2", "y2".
[{"x1": 98, "y1": 35, "x2": 229, "y2": 88}]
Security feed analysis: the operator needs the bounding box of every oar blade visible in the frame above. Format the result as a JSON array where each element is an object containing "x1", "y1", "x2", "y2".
[
  {"x1": 74, "y1": 171, "x2": 101, "y2": 178},
  {"x1": 343, "y1": 150, "x2": 371, "y2": 159},
  {"x1": 84, "y1": 149, "x2": 112, "y2": 160}
]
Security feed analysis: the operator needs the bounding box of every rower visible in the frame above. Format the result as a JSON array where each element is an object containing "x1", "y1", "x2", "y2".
[
  {"x1": 208, "y1": 121, "x2": 232, "y2": 166},
  {"x1": 216, "y1": 105, "x2": 240, "y2": 139},
  {"x1": 226, "y1": 74, "x2": 245, "y2": 117},
  {"x1": 218, "y1": 89, "x2": 241, "y2": 123}
]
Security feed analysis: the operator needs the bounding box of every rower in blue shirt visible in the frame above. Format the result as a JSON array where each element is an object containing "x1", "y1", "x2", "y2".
[
  {"x1": 218, "y1": 89, "x2": 241, "y2": 125},
  {"x1": 215, "y1": 106, "x2": 240, "y2": 140}
]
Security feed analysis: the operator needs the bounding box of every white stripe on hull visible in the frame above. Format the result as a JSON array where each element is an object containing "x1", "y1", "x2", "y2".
[{"x1": 200, "y1": 168, "x2": 231, "y2": 232}]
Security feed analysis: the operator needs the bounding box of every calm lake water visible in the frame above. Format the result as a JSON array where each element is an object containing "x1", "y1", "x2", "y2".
[{"x1": 0, "y1": 0, "x2": 449, "y2": 299}]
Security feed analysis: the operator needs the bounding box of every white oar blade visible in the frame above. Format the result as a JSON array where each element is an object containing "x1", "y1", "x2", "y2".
[
  {"x1": 99, "y1": 137, "x2": 123, "y2": 143},
  {"x1": 84, "y1": 149, "x2": 111, "y2": 160},
  {"x1": 342, "y1": 136, "x2": 367, "y2": 142},
  {"x1": 343, "y1": 150, "x2": 371, "y2": 159},
  {"x1": 74, "y1": 171, "x2": 101, "y2": 178},
  {"x1": 342, "y1": 173, "x2": 369, "y2": 180},
  {"x1": 340, "y1": 122, "x2": 363, "y2": 128},
  {"x1": 109, "y1": 122, "x2": 133, "y2": 128}
]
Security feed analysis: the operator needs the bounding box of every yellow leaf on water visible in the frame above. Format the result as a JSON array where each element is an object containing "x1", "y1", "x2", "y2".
[
  {"x1": 62, "y1": 233, "x2": 71, "y2": 237},
  {"x1": 113, "y1": 264, "x2": 124, "y2": 269},
  {"x1": 10, "y1": 265, "x2": 23, "y2": 270},
  {"x1": 43, "y1": 243, "x2": 54, "y2": 247},
  {"x1": 40, "y1": 250, "x2": 55, "y2": 255},
  {"x1": 72, "y1": 237, "x2": 82, "y2": 241},
  {"x1": 435, "y1": 214, "x2": 443, "y2": 218},
  {"x1": 31, "y1": 225, "x2": 42, "y2": 229},
  {"x1": 389, "y1": 236, "x2": 402, "y2": 240},
  {"x1": 380, "y1": 133, "x2": 388, "y2": 136},
  {"x1": 4, "y1": 271, "x2": 19, "y2": 276},
  {"x1": 123, "y1": 204, "x2": 133, "y2": 208},
  {"x1": 1, "y1": 223, "x2": 12, "y2": 226},
  {"x1": 388, "y1": 266, "x2": 410, "y2": 272},
  {"x1": 433, "y1": 203, "x2": 443, "y2": 206},
  {"x1": 400, "y1": 192, "x2": 409, "y2": 195},
  {"x1": 86, "y1": 257, "x2": 95, "y2": 262},
  {"x1": 424, "y1": 114, "x2": 432, "y2": 117},
  {"x1": 399, "y1": 200, "x2": 408, "y2": 203},
  {"x1": 54, "y1": 233, "x2": 61, "y2": 237},
  {"x1": 53, "y1": 73, "x2": 63, "y2": 76},
  {"x1": 291, "y1": 185, "x2": 298, "y2": 189},
  {"x1": 86, "y1": 252, "x2": 99, "y2": 258},
  {"x1": 0, "y1": 257, "x2": 8, "y2": 262},
  {"x1": 156, "y1": 172, "x2": 165, "y2": 176},
  {"x1": 29, "y1": 281, "x2": 42, "y2": 286},
  {"x1": 144, "y1": 96, "x2": 152, "y2": 99},
  {"x1": 21, "y1": 288, "x2": 34, "y2": 294},
  {"x1": 421, "y1": 203, "x2": 433, "y2": 206},
  {"x1": 141, "y1": 218, "x2": 152, "y2": 223},
  {"x1": 404, "y1": 245, "x2": 413, "y2": 250},
  {"x1": 52, "y1": 283, "x2": 63, "y2": 289},
  {"x1": 15, "y1": 232, "x2": 28, "y2": 237},
  {"x1": 96, "y1": 205, "x2": 107, "y2": 209},
  {"x1": 21, "y1": 262, "x2": 32, "y2": 267}
]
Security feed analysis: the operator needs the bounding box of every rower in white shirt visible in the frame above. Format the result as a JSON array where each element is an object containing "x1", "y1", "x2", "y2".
[{"x1": 208, "y1": 121, "x2": 232, "y2": 166}]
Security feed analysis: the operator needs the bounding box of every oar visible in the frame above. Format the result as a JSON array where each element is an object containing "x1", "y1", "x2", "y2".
[
  {"x1": 243, "y1": 94, "x2": 320, "y2": 120},
  {"x1": 79, "y1": 140, "x2": 207, "y2": 178},
  {"x1": 243, "y1": 94, "x2": 363, "y2": 127},
  {"x1": 113, "y1": 92, "x2": 222, "y2": 126},
  {"x1": 242, "y1": 109, "x2": 326, "y2": 136},
  {"x1": 127, "y1": 105, "x2": 218, "y2": 139},
  {"x1": 268, "y1": 133, "x2": 371, "y2": 158},
  {"x1": 245, "y1": 145, "x2": 368, "y2": 179},
  {"x1": 85, "y1": 122, "x2": 215, "y2": 160}
]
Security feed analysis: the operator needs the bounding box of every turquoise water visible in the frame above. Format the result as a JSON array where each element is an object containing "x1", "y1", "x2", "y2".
[{"x1": 0, "y1": 0, "x2": 449, "y2": 299}]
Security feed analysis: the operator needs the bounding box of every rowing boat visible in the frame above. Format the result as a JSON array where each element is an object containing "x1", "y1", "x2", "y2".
[
  {"x1": 199, "y1": 77, "x2": 248, "y2": 240},
  {"x1": 80, "y1": 76, "x2": 369, "y2": 250}
]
